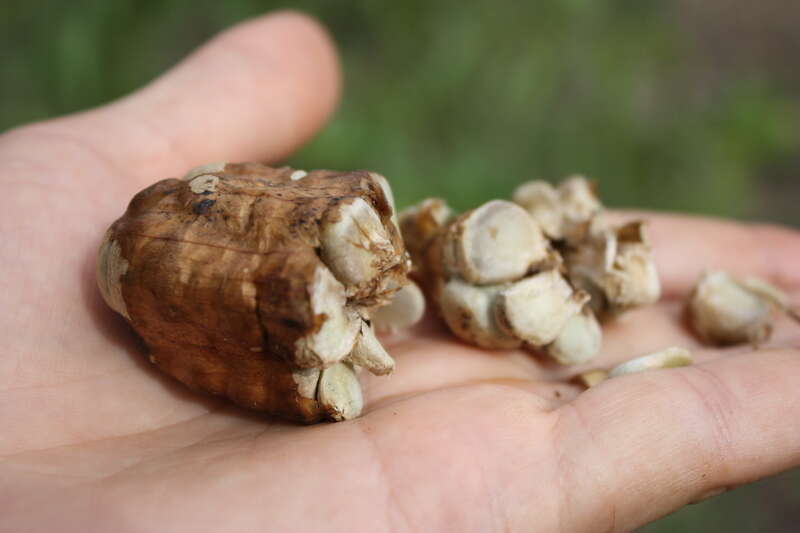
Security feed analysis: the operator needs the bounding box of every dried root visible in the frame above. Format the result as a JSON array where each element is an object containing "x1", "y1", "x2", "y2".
[
  {"x1": 440, "y1": 200, "x2": 550, "y2": 285},
  {"x1": 402, "y1": 175, "x2": 661, "y2": 366},
  {"x1": 104, "y1": 163, "x2": 791, "y2": 421},
  {"x1": 560, "y1": 219, "x2": 660, "y2": 317},
  {"x1": 97, "y1": 163, "x2": 422, "y2": 423},
  {"x1": 494, "y1": 269, "x2": 589, "y2": 346},
  {"x1": 608, "y1": 346, "x2": 693, "y2": 377},
  {"x1": 547, "y1": 308, "x2": 603, "y2": 365},
  {"x1": 370, "y1": 281, "x2": 426, "y2": 333},
  {"x1": 572, "y1": 369, "x2": 609, "y2": 388},
  {"x1": 514, "y1": 177, "x2": 661, "y2": 317},
  {"x1": 571, "y1": 346, "x2": 692, "y2": 390},
  {"x1": 438, "y1": 278, "x2": 522, "y2": 350},
  {"x1": 399, "y1": 197, "x2": 454, "y2": 269},
  {"x1": 402, "y1": 198, "x2": 595, "y2": 362},
  {"x1": 512, "y1": 175, "x2": 601, "y2": 242},
  {"x1": 688, "y1": 271, "x2": 799, "y2": 346},
  {"x1": 318, "y1": 362, "x2": 363, "y2": 421}
]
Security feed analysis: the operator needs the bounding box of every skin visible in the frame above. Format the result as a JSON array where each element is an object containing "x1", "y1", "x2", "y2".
[{"x1": 1, "y1": 11, "x2": 800, "y2": 533}]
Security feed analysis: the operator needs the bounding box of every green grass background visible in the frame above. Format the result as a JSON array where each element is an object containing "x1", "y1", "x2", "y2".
[{"x1": 2, "y1": 1, "x2": 799, "y2": 530}]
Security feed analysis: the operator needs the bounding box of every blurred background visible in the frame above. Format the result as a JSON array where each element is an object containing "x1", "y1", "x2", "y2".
[{"x1": 2, "y1": 0, "x2": 798, "y2": 530}]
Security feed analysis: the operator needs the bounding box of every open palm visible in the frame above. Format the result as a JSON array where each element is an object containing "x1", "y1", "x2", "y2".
[{"x1": 2, "y1": 12, "x2": 800, "y2": 533}]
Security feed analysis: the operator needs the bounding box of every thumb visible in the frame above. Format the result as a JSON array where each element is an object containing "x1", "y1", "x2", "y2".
[{"x1": 2, "y1": 10, "x2": 340, "y2": 185}]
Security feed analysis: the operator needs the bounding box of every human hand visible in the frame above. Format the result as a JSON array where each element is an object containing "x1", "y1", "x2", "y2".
[{"x1": 2, "y1": 11, "x2": 800, "y2": 533}]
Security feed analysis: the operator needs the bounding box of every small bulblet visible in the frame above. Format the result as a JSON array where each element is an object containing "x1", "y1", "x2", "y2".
[{"x1": 688, "y1": 271, "x2": 797, "y2": 346}]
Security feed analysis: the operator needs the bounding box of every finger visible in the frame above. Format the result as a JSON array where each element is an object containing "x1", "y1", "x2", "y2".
[
  {"x1": 551, "y1": 348, "x2": 800, "y2": 532},
  {"x1": 1, "y1": 11, "x2": 340, "y2": 184},
  {"x1": 614, "y1": 211, "x2": 800, "y2": 299}
]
